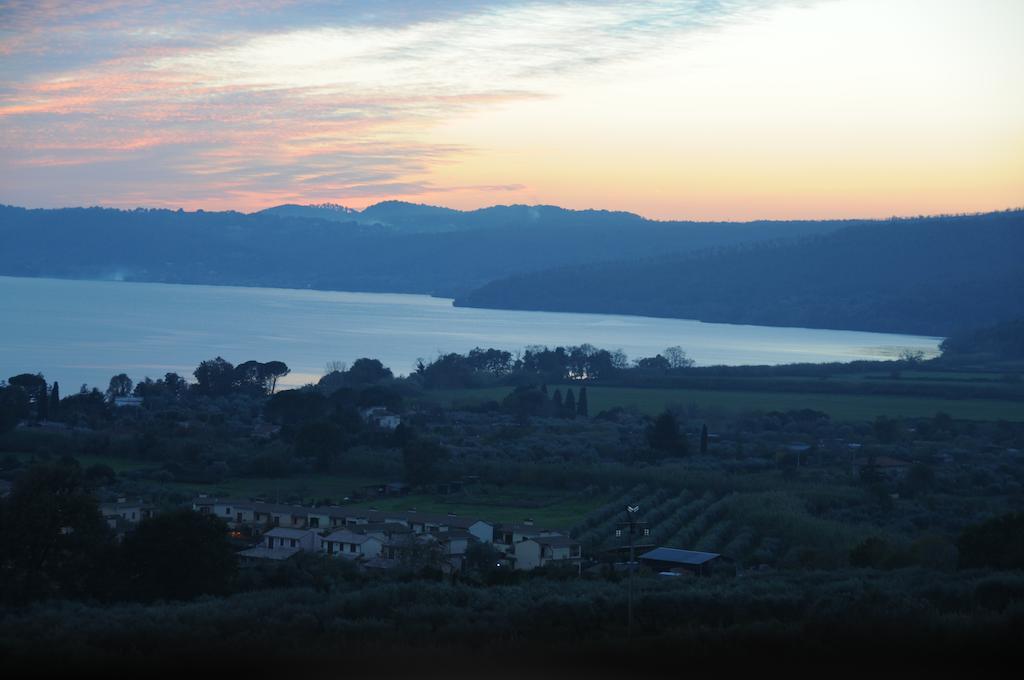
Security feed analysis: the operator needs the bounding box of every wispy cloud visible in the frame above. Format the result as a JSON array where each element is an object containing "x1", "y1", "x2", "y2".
[{"x1": 0, "y1": 1, "x2": 792, "y2": 210}]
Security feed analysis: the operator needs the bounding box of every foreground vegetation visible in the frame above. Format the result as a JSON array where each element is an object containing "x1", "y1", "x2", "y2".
[
  {"x1": 3, "y1": 568, "x2": 1024, "y2": 675},
  {"x1": 2, "y1": 321, "x2": 1023, "y2": 674}
]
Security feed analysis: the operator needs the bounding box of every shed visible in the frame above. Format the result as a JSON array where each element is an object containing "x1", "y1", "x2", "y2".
[{"x1": 638, "y1": 547, "x2": 720, "y2": 575}]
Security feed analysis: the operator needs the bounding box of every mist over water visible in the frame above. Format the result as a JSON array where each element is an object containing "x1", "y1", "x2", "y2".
[{"x1": 0, "y1": 276, "x2": 942, "y2": 390}]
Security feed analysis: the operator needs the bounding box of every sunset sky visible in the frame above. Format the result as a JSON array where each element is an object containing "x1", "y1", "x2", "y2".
[{"x1": 1, "y1": 0, "x2": 1021, "y2": 220}]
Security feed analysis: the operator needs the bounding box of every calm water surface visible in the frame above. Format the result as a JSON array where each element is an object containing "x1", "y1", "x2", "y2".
[{"x1": 0, "y1": 276, "x2": 942, "y2": 390}]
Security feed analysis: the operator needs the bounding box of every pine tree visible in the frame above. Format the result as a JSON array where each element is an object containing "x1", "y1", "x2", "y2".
[
  {"x1": 48, "y1": 382, "x2": 60, "y2": 421},
  {"x1": 577, "y1": 387, "x2": 589, "y2": 418},
  {"x1": 564, "y1": 389, "x2": 576, "y2": 418}
]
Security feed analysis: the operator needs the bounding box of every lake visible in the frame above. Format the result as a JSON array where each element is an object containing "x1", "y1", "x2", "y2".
[{"x1": 0, "y1": 276, "x2": 942, "y2": 390}]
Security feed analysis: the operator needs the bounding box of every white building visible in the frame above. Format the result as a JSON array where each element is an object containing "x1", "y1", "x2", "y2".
[{"x1": 322, "y1": 530, "x2": 384, "y2": 560}]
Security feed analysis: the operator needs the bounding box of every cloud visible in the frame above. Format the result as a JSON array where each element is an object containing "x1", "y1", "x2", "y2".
[{"x1": 0, "y1": 1, "x2": 790, "y2": 210}]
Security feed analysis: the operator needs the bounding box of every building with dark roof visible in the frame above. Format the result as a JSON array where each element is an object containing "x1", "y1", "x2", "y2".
[{"x1": 638, "y1": 547, "x2": 720, "y2": 575}]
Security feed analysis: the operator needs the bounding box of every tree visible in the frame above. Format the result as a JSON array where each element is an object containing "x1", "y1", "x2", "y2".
[
  {"x1": 901, "y1": 462, "x2": 935, "y2": 498},
  {"x1": 402, "y1": 437, "x2": 449, "y2": 486},
  {"x1": 635, "y1": 355, "x2": 671, "y2": 372},
  {"x1": 647, "y1": 411, "x2": 687, "y2": 455},
  {"x1": 8, "y1": 373, "x2": 46, "y2": 419},
  {"x1": 262, "y1": 360, "x2": 290, "y2": 394},
  {"x1": 193, "y1": 357, "x2": 235, "y2": 396},
  {"x1": 265, "y1": 389, "x2": 327, "y2": 426},
  {"x1": 60, "y1": 388, "x2": 108, "y2": 428},
  {"x1": 0, "y1": 462, "x2": 111, "y2": 603},
  {"x1": 463, "y1": 541, "x2": 510, "y2": 583},
  {"x1": 347, "y1": 358, "x2": 392, "y2": 384},
  {"x1": 873, "y1": 416, "x2": 901, "y2": 444},
  {"x1": 120, "y1": 510, "x2": 236, "y2": 601},
  {"x1": 563, "y1": 389, "x2": 576, "y2": 419},
  {"x1": 233, "y1": 360, "x2": 265, "y2": 393},
  {"x1": 324, "y1": 360, "x2": 347, "y2": 375},
  {"x1": 0, "y1": 384, "x2": 30, "y2": 432},
  {"x1": 106, "y1": 373, "x2": 133, "y2": 400},
  {"x1": 37, "y1": 385, "x2": 49, "y2": 421},
  {"x1": 295, "y1": 421, "x2": 346, "y2": 471},
  {"x1": 700, "y1": 423, "x2": 709, "y2": 453},
  {"x1": 503, "y1": 386, "x2": 548, "y2": 424},
  {"x1": 393, "y1": 533, "x2": 447, "y2": 576},
  {"x1": 664, "y1": 346, "x2": 695, "y2": 369},
  {"x1": 958, "y1": 512, "x2": 1024, "y2": 570},
  {"x1": 898, "y1": 348, "x2": 925, "y2": 364},
  {"x1": 577, "y1": 387, "x2": 589, "y2": 418},
  {"x1": 586, "y1": 350, "x2": 616, "y2": 379},
  {"x1": 163, "y1": 372, "x2": 188, "y2": 398}
]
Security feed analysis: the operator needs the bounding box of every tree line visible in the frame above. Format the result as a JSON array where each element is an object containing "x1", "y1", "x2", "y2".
[{"x1": 413, "y1": 344, "x2": 693, "y2": 389}]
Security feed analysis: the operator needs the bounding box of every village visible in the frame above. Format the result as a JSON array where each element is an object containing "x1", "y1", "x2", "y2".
[{"x1": 98, "y1": 495, "x2": 721, "y2": 577}]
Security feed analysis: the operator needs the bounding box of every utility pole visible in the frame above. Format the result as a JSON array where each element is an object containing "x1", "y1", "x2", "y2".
[{"x1": 617, "y1": 504, "x2": 648, "y2": 640}]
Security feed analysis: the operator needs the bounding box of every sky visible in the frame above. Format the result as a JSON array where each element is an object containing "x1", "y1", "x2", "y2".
[{"x1": 1, "y1": 0, "x2": 1021, "y2": 220}]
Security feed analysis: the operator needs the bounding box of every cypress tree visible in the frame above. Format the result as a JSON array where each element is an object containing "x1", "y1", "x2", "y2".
[
  {"x1": 564, "y1": 389, "x2": 576, "y2": 418},
  {"x1": 551, "y1": 389, "x2": 563, "y2": 410},
  {"x1": 700, "y1": 423, "x2": 709, "y2": 453},
  {"x1": 577, "y1": 387, "x2": 588, "y2": 418},
  {"x1": 49, "y1": 382, "x2": 60, "y2": 421}
]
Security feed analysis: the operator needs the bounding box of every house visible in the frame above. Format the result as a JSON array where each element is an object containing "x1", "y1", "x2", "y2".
[
  {"x1": 255, "y1": 503, "x2": 309, "y2": 529},
  {"x1": 100, "y1": 499, "x2": 154, "y2": 527},
  {"x1": 321, "y1": 530, "x2": 384, "y2": 560},
  {"x1": 307, "y1": 508, "x2": 333, "y2": 530},
  {"x1": 405, "y1": 512, "x2": 493, "y2": 542},
  {"x1": 263, "y1": 527, "x2": 320, "y2": 552},
  {"x1": 359, "y1": 406, "x2": 401, "y2": 430},
  {"x1": 113, "y1": 396, "x2": 144, "y2": 408},
  {"x1": 211, "y1": 500, "x2": 255, "y2": 526},
  {"x1": 493, "y1": 521, "x2": 562, "y2": 554},
  {"x1": 513, "y1": 535, "x2": 582, "y2": 571},
  {"x1": 638, "y1": 547, "x2": 720, "y2": 575},
  {"x1": 192, "y1": 497, "x2": 254, "y2": 528}
]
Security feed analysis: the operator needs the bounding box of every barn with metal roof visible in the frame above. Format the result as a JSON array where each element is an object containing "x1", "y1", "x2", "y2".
[{"x1": 638, "y1": 548, "x2": 721, "y2": 575}]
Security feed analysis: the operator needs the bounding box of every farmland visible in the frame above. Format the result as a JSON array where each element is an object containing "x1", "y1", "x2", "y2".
[{"x1": 424, "y1": 383, "x2": 1024, "y2": 422}]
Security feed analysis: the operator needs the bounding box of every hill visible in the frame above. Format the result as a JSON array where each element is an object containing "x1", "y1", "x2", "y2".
[
  {"x1": 0, "y1": 203, "x2": 847, "y2": 298},
  {"x1": 455, "y1": 210, "x2": 1024, "y2": 336}
]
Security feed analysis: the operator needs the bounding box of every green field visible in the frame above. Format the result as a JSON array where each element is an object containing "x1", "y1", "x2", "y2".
[
  {"x1": 163, "y1": 473, "x2": 385, "y2": 502},
  {"x1": 344, "y1": 486, "x2": 607, "y2": 529},
  {"x1": 161, "y1": 475, "x2": 605, "y2": 528},
  {"x1": 424, "y1": 385, "x2": 1024, "y2": 422}
]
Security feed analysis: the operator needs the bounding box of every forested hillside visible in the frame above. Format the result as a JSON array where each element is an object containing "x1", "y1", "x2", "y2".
[
  {"x1": 456, "y1": 210, "x2": 1024, "y2": 336},
  {"x1": 0, "y1": 202, "x2": 845, "y2": 297}
]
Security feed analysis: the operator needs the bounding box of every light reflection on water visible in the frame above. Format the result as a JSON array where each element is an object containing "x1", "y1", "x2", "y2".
[{"x1": 0, "y1": 276, "x2": 942, "y2": 390}]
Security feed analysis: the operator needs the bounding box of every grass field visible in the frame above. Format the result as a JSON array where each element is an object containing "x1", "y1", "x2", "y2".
[
  {"x1": 343, "y1": 485, "x2": 608, "y2": 529},
  {"x1": 423, "y1": 385, "x2": 1024, "y2": 422},
  {"x1": 165, "y1": 476, "x2": 606, "y2": 528},
  {"x1": 163, "y1": 473, "x2": 385, "y2": 502}
]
